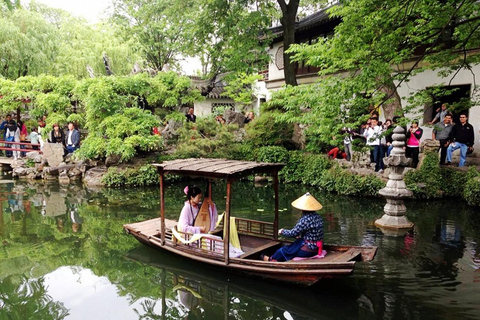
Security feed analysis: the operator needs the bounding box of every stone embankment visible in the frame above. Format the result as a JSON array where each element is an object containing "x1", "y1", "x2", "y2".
[{"x1": 9, "y1": 143, "x2": 110, "y2": 187}]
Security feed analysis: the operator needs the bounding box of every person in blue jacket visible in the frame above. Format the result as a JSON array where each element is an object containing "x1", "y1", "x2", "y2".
[{"x1": 261, "y1": 193, "x2": 324, "y2": 262}]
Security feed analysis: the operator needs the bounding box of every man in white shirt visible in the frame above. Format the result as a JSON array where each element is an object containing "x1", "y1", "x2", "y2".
[
  {"x1": 363, "y1": 118, "x2": 384, "y2": 173},
  {"x1": 65, "y1": 122, "x2": 80, "y2": 154}
]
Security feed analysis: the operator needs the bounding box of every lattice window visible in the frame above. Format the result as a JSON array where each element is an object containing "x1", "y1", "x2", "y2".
[{"x1": 211, "y1": 103, "x2": 235, "y2": 114}]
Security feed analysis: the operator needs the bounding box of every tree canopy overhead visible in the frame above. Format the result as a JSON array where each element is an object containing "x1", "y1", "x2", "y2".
[
  {"x1": 291, "y1": 0, "x2": 480, "y2": 106},
  {"x1": 0, "y1": 2, "x2": 140, "y2": 80},
  {"x1": 266, "y1": 0, "x2": 480, "y2": 150}
]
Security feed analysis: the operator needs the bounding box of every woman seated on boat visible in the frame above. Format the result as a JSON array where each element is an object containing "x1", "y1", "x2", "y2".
[
  {"x1": 178, "y1": 185, "x2": 218, "y2": 234},
  {"x1": 262, "y1": 193, "x2": 324, "y2": 262}
]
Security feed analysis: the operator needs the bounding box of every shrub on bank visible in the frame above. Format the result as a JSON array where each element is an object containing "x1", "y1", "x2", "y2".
[
  {"x1": 405, "y1": 151, "x2": 480, "y2": 205},
  {"x1": 251, "y1": 146, "x2": 384, "y2": 196},
  {"x1": 102, "y1": 165, "x2": 158, "y2": 187},
  {"x1": 464, "y1": 176, "x2": 480, "y2": 207},
  {"x1": 404, "y1": 151, "x2": 444, "y2": 198}
]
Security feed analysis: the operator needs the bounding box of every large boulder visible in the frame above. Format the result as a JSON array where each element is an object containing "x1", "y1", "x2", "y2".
[
  {"x1": 224, "y1": 109, "x2": 246, "y2": 127},
  {"x1": 421, "y1": 139, "x2": 440, "y2": 153},
  {"x1": 43, "y1": 143, "x2": 65, "y2": 167},
  {"x1": 292, "y1": 123, "x2": 306, "y2": 149},
  {"x1": 26, "y1": 151, "x2": 43, "y2": 163},
  {"x1": 161, "y1": 119, "x2": 183, "y2": 140},
  {"x1": 83, "y1": 166, "x2": 108, "y2": 187},
  {"x1": 105, "y1": 154, "x2": 122, "y2": 167}
]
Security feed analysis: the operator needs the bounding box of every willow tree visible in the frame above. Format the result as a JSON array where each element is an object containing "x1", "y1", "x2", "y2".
[
  {"x1": 0, "y1": 9, "x2": 59, "y2": 79},
  {"x1": 269, "y1": 0, "x2": 480, "y2": 148},
  {"x1": 28, "y1": 2, "x2": 141, "y2": 78}
]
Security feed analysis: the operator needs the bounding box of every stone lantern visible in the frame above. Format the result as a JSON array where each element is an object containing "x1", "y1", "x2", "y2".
[{"x1": 375, "y1": 125, "x2": 414, "y2": 236}]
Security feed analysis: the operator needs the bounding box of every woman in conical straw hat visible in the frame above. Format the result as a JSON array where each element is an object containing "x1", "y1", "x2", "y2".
[{"x1": 261, "y1": 192, "x2": 324, "y2": 262}]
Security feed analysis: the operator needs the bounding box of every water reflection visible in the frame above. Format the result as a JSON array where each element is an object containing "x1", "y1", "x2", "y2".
[
  {"x1": 125, "y1": 246, "x2": 370, "y2": 320},
  {"x1": 0, "y1": 179, "x2": 479, "y2": 320}
]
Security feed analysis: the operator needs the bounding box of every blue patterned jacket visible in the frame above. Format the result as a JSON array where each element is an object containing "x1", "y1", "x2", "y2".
[{"x1": 281, "y1": 212, "x2": 324, "y2": 250}]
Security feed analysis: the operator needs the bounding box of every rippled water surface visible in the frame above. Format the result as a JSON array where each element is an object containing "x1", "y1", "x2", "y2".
[{"x1": 0, "y1": 176, "x2": 479, "y2": 320}]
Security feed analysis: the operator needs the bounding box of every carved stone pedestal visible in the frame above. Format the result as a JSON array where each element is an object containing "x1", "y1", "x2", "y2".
[{"x1": 375, "y1": 126, "x2": 414, "y2": 236}]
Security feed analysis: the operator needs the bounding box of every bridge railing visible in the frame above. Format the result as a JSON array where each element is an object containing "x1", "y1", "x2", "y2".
[{"x1": 0, "y1": 140, "x2": 42, "y2": 154}]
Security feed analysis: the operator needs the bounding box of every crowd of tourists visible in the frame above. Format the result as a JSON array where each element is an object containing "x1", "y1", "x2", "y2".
[
  {"x1": 0, "y1": 115, "x2": 81, "y2": 159},
  {"x1": 329, "y1": 104, "x2": 476, "y2": 171}
]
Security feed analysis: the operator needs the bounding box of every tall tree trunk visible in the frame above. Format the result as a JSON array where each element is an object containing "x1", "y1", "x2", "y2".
[
  {"x1": 379, "y1": 80, "x2": 403, "y2": 120},
  {"x1": 278, "y1": 0, "x2": 299, "y2": 86}
]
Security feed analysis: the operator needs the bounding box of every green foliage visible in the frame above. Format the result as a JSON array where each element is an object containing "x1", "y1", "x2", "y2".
[
  {"x1": 223, "y1": 73, "x2": 262, "y2": 106},
  {"x1": 102, "y1": 165, "x2": 158, "y2": 187},
  {"x1": 172, "y1": 117, "x2": 256, "y2": 160},
  {"x1": 0, "y1": 4, "x2": 139, "y2": 80},
  {"x1": 45, "y1": 112, "x2": 67, "y2": 128},
  {"x1": 24, "y1": 158, "x2": 35, "y2": 168},
  {"x1": 252, "y1": 147, "x2": 383, "y2": 196},
  {"x1": 279, "y1": 0, "x2": 480, "y2": 142},
  {"x1": 464, "y1": 177, "x2": 480, "y2": 207},
  {"x1": 111, "y1": 0, "x2": 195, "y2": 72},
  {"x1": 189, "y1": 0, "x2": 273, "y2": 78},
  {"x1": 280, "y1": 151, "x2": 311, "y2": 183},
  {"x1": 298, "y1": 153, "x2": 333, "y2": 186},
  {"x1": 440, "y1": 167, "x2": 465, "y2": 197},
  {"x1": 77, "y1": 136, "x2": 106, "y2": 160},
  {"x1": 66, "y1": 113, "x2": 85, "y2": 128},
  {"x1": 78, "y1": 107, "x2": 163, "y2": 161},
  {"x1": 405, "y1": 151, "x2": 480, "y2": 206},
  {"x1": 265, "y1": 82, "x2": 371, "y2": 152},
  {"x1": 254, "y1": 146, "x2": 290, "y2": 164},
  {"x1": 0, "y1": 75, "x2": 77, "y2": 120},
  {"x1": 226, "y1": 143, "x2": 255, "y2": 161},
  {"x1": 147, "y1": 72, "x2": 203, "y2": 108},
  {"x1": 1, "y1": 72, "x2": 200, "y2": 161},
  {"x1": 244, "y1": 111, "x2": 295, "y2": 149},
  {"x1": 0, "y1": 9, "x2": 59, "y2": 79},
  {"x1": 165, "y1": 111, "x2": 186, "y2": 123},
  {"x1": 405, "y1": 152, "x2": 444, "y2": 198}
]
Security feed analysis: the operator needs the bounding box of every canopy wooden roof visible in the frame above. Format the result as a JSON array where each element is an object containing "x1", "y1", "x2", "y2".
[{"x1": 153, "y1": 158, "x2": 284, "y2": 179}]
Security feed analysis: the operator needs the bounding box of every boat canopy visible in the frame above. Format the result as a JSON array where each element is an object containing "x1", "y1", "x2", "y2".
[
  {"x1": 153, "y1": 158, "x2": 285, "y2": 179},
  {"x1": 153, "y1": 158, "x2": 285, "y2": 264}
]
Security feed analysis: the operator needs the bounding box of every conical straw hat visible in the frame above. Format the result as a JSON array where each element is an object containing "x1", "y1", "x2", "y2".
[{"x1": 291, "y1": 192, "x2": 322, "y2": 211}]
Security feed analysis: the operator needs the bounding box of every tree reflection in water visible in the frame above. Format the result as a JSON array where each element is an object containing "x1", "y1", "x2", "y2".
[
  {"x1": 0, "y1": 275, "x2": 69, "y2": 319},
  {"x1": 0, "y1": 179, "x2": 479, "y2": 320}
]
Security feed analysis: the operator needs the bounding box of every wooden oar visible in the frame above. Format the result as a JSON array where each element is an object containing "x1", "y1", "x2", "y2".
[{"x1": 194, "y1": 197, "x2": 212, "y2": 232}]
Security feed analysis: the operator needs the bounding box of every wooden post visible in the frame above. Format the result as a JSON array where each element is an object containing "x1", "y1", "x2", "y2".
[
  {"x1": 224, "y1": 178, "x2": 232, "y2": 265},
  {"x1": 208, "y1": 180, "x2": 213, "y2": 201},
  {"x1": 273, "y1": 170, "x2": 279, "y2": 240},
  {"x1": 160, "y1": 171, "x2": 165, "y2": 245}
]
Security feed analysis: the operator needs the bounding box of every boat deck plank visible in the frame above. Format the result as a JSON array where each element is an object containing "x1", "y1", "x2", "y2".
[
  {"x1": 124, "y1": 218, "x2": 177, "y2": 238},
  {"x1": 330, "y1": 248, "x2": 363, "y2": 262}
]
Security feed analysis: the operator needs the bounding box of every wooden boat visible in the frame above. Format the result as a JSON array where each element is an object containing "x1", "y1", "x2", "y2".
[{"x1": 124, "y1": 158, "x2": 377, "y2": 286}]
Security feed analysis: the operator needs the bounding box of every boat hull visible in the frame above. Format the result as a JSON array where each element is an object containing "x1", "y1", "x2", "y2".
[{"x1": 124, "y1": 218, "x2": 377, "y2": 286}]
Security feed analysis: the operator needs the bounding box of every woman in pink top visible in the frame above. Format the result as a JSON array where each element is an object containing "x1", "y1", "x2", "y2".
[
  {"x1": 178, "y1": 185, "x2": 218, "y2": 234},
  {"x1": 405, "y1": 120, "x2": 423, "y2": 168}
]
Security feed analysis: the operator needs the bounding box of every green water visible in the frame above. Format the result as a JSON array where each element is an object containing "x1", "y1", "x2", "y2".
[{"x1": 0, "y1": 177, "x2": 479, "y2": 320}]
